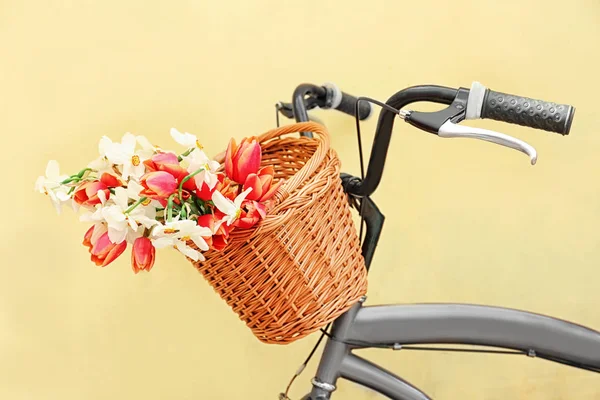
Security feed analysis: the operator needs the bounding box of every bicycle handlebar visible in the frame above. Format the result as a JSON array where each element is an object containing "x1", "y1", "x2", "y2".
[
  {"x1": 285, "y1": 82, "x2": 575, "y2": 198},
  {"x1": 479, "y1": 88, "x2": 574, "y2": 135}
]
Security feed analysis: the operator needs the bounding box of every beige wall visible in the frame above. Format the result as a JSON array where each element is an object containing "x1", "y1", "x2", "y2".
[{"x1": 2, "y1": 0, "x2": 599, "y2": 398}]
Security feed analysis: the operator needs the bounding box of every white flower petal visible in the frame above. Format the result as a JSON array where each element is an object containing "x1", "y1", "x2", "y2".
[
  {"x1": 113, "y1": 187, "x2": 129, "y2": 209},
  {"x1": 34, "y1": 176, "x2": 45, "y2": 193},
  {"x1": 205, "y1": 171, "x2": 219, "y2": 190},
  {"x1": 45, "y1": 160, "x2": 60, "y2": 180},
  {"x1": 126, "y1": 229, "x2": 142, "y2": 244},
  {"x1": 176, "y1": 241, "x2": 201, "y2": 261},
  {"x1": 208, "y1": 160, "x2": 220, "y2": 172},
  {"x1": 55, "y1": 190, "x2": 71, "y2": 201},
  {"x1": 98, "y1": 136, "x2": 113, "y2": 156},
  {"x1": 131, "y1": 164, "x2": 146, "y2": 181},
  {"x1": 97, "y1": 189, "x2": 107, "y2": 205},
  {"x1": 121, "y1": 133, "x2": 137, "y2": 153},
  {"x1": 136, "y1": 135, "x2": 155, "y2": 151},
  {"x1": 212, "y1": 190, "x2": 236, "y2": 215},
  {"x1": 121, "y1": 163, "x2": 132, "y2": 182},
  {"x1": 152, "y1": 237, "x2": 174, "y2": 249},
  {"x1": 170, "y1": 128, "x2": 197, "y2": 147},
  {"x1": 108, "y1": 227, "x2": 128, "y2": 244},
  {"x1": 126, "y1": 216, "x2": 138, "y2": 230},
  {"x1": 142, "y1": 205, "x2": 156, "y2": 220},
  {"x1": 191, "y1": 236, "x2": 209, "y2": 252},
  {"x1": 234, "y1": 187, "x2": 253, "y2": 208}
]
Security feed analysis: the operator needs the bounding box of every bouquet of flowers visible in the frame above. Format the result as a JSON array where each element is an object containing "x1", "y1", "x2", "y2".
[{"x1": 35, "y1": 129, "x2": 282, "y2": 273}]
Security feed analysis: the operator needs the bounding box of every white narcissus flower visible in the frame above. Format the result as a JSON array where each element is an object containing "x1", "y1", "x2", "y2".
[
  {"x1": 87, "y1": 136, "x2": 115, "y2": 175},
  {"x1": 100, "y1": 133, "x2": 155, "y2": 181},
  {"x1": 212, "y1": 187, "x2": 252, "y2": 226},
  {"x1": 34, "y1": 160, "x2": 72, "y2": 214},
  {"x1": 182, "y1": 149, "x2": 220, "y2": 190},
  {"x1": 81, "y1": 187, "x2": 157, "y2": 244},
  {"x1": 151, "y1": 220, "x2": 212, "y2": 262},
  {"x1": 170, "y1": 128, "x2": 202, "y2": 149}
]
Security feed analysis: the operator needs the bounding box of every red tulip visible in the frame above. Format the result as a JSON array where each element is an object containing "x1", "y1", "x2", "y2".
[
  {"x1": 241, "y1": 165, "x2": 282, "y2": 202},
  {"x1": 99, "y1": 172, "x2": 123, "y2": 188},
  {"x1": 74, "y1": 181, "x2": 110, "y2": 206},
  {"x1": 225, "y1": 137, "x2": 261, "y2": 184},
  {"x1": 234, "y1": 202, "x2": 264, "y2": 229},
  {"x1": 196, "y1": 173, "x2": 226, "y2": 202},
  {"x1": 83, "y1": 225, "x2": 127, "y2": 267},
  {"x1": 197, "y1": 213, "x2": 233, "y2": 251},
  {"x1": 139, "y1": 171, "x2": 178, "y2": 202},
  {"x1": 131, "y1": 237, "x2": 156, "y2": 273}
]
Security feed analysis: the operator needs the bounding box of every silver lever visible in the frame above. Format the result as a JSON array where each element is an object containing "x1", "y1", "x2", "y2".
[{"x1": 438, "y1": 120, "x2": 538, "y2": 165}]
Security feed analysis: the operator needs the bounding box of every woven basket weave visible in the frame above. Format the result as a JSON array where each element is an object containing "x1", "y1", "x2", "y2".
[{"x1": 193, "y1": 121, "x2": 367, "y2": 344}]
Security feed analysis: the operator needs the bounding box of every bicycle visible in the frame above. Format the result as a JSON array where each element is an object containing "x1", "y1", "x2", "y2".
[{"x1": 272, "y1": 82, "x2": 598, "y2": 399}]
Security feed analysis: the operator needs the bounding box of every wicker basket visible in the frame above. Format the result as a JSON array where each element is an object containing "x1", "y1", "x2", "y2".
[{"x1": 193, "y1": 121, "x2": 368, "y2": 344}]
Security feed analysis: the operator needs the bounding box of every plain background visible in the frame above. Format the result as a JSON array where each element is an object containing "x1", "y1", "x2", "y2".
[{"x1": 2, "y1": 0, "x2": 599, "y2": 398}]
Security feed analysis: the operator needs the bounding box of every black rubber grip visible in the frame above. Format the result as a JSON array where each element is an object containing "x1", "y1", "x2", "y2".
[
  {"x1": 335, "y1": 91, "x2": 372, "y2": 120},
  {"x1": 481, "y1": 89, "x2": 575, "y2": 135}
]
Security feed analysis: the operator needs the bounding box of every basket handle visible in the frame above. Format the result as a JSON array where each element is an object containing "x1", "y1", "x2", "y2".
[{"x1": 256, "y1": 122, "x2": 330, "y2": 203}]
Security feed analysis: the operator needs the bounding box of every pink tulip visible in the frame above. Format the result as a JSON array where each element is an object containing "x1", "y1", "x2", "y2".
[
  {"x1": 82, "y1": 225, "x2": 127, "y2": 267},
  {"x1": 144, "y1": 152, "x2": 195, "y2": 191},
  {"x1": 82, "y1": 225, "x2": 96, "y2": 250},
  {"x1": 225, "y1": 137, "x2": 261, "y2": 184},
  {"x1": 241, "y1": 165, "x2": 282, "y2": 202},
  {"x1": 140, "y1": 171, "x2": 178, "y2": 202},
  {"x1": 131, "y1": 237, "x2": 156, "y2": 273}
]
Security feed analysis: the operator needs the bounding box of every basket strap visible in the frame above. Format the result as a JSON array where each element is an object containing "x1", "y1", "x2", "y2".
[{"x1": 257, "y1": 122, "x2": 330, "y2": 203}]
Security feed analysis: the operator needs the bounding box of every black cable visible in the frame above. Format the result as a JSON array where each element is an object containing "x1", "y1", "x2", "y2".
[
  {"x1": 303, "y1": 323, "x2": 330, "y2": 366},
  {"x1": 275, "y1": 103, "x2": 281, "y2": 127},
  {"x1": 353, "y1": 97, "x2": 401, "y2": 245},
  {"x1": 281, "y1": 323, "x2": 332, "y2": 399}
]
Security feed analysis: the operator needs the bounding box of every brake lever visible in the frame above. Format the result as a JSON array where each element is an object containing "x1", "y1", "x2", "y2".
[
  {"x1": 404, "y1": 87, "x2": 538, "y2": 165},
  {"x1": 438, "y1": 120, "x2": 537, "y2": 165}
]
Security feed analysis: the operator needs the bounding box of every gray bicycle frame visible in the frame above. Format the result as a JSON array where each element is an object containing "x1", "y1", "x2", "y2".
[{"x1": 306, "y1": 299, "x2": 600, "y2": 399}]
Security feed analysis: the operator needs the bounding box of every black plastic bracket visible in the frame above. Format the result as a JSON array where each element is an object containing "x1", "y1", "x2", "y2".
[
  {"x1": 406, "y1": 88, "x2": 469, "y2": 134},
  {"x1": 341, "y1": 173, "x2": 385, "y2": 271}
]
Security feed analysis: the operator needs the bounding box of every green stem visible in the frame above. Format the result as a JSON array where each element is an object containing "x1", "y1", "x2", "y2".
[
  {"x1": 178, "y1": 166, "x2": 206, "y2": 201},
  {"x1": 180, "y1": 204, "x2": 187, "y2": 219},
  {"x1": 124, "y1": 197, "x2": 147, "y2": 214},
  {"x1": 77, "y1": 168, "x2": 92, "y2": 178},
  {"x1": 166, "y1": 194, "x2": 177, "y2": 222},
  {"x1": 61, "y1": 168, "x2": 92, "y2": 184},
  {"x1": 177, "y1": 148, "x2": 195, "y2": 162}
]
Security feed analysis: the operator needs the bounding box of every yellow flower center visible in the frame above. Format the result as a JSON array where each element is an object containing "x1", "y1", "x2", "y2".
[
  {"x1": 235, "y1": 209, "x2": 242, "y2": 219},
  {"x1": 203, "y1": 163, "x2": 210, "y2": 171},
  {"x1": 141, "y1": 198, "x2": 151, "y2": 206},
  {"x1": 131, "y1": 155, "x2": 141, "y2": 166},
  {"x1": 196, "y1": 140, "x2": 204, "y2": 149},
  {"x1": 181, "y1": 235, "x2": 191, "y2": 241},
  {"x1": 164, "y1": 228, "x2": 176, "y2": 234}
]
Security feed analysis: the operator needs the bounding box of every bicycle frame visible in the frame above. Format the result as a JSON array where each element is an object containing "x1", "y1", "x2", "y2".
[
  {"x1": 307, "y1": 301, "x2": 600, "y2": 399},
  {"x1": 285, "y1": 83, "x2": 600, "y2": 399}
]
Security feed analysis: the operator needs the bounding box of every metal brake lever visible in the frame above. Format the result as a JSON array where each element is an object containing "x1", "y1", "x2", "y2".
[
  {"x1": 404, "y1": 87, "x2": 538, "y2": 165},
  {"x1": 438, "y1": 120, "x2": 537, "y2": 165}
]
